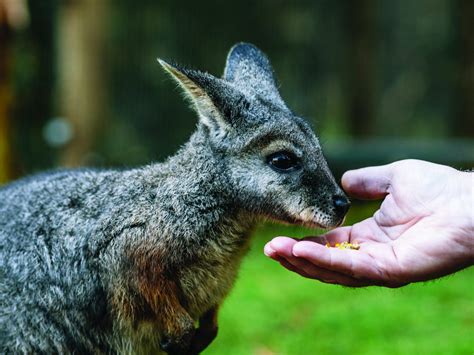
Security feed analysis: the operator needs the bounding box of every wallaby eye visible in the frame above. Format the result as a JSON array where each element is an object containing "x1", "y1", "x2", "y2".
[{"x1": 266, "y1": 151, "x2": 301, "y2": 173}]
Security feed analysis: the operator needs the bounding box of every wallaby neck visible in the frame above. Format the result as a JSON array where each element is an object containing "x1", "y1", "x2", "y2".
[
  {"x1": 89, "y1": 128, "x2": 256, "y2": 260},
  {"x1": 148, "y1": 129, "x2": 257, "y2": 244}
]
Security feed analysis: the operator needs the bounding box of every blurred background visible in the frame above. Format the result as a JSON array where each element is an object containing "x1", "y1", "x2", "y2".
[{"x1": 1, "y1": 0, "x2": 473, "y2": 354}]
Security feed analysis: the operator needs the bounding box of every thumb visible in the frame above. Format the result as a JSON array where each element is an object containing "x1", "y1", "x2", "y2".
[{"x1": 342, "y1": 164, "x2": 393, "y2": 200}]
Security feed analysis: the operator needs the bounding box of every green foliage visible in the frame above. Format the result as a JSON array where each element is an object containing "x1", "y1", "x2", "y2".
[{"x1": 206, "y1": 204, "x2": 474, "y2": 354}]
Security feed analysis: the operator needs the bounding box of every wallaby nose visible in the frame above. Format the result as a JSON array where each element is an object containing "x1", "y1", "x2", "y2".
[{"x1": 333, "y1": 195, "x2": 351, "y2": 216}]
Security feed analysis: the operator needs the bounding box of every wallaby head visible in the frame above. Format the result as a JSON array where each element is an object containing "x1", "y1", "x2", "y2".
[{"x1": 159, "y1": 43, "x2": 349, "y2": 229}]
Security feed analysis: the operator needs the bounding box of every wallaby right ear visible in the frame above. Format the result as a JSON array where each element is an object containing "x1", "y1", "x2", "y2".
[
  {"x1": 158, "y1": 59, "x2": 243, "y2": 132},
  {"x1": 223, "y1": 43, "x2": 284, "y2": 106}
]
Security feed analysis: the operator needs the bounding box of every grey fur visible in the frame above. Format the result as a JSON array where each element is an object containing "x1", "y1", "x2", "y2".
[{"x1": 0, "y1": 43, "x2": 347, "y2": 354}]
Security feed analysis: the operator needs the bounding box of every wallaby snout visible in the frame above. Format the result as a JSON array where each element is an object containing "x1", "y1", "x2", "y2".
[
  {"x1": 294, "y1": 189, "x2": 350, "y2": 229},
  {"x1": 333, "y1": 194, "x2": 351, "y2": 217}
]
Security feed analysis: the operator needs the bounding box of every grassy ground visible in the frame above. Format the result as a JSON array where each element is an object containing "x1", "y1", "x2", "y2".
[{"x1": 205, "y1": 203, "x2": 474, "y2": 355}]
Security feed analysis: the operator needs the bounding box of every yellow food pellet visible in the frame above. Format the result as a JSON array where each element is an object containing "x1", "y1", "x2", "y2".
[{"x1": 325, "y1": 241, "x2": 360, "y2": 250}]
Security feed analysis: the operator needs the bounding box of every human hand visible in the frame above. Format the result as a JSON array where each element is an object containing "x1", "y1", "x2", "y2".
[{"x1": 264, "y1": 160, "x2": 474, "y2": 287}]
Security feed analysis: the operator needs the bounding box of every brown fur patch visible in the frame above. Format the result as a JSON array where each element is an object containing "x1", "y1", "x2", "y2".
[{"x1": 114, "y1": 243, "x2": 193, "y2": 338}]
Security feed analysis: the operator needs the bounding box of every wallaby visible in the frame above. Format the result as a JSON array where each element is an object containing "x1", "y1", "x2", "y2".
[{"x1": 0, "y1": 43, "x2": 350, "y2": 354}]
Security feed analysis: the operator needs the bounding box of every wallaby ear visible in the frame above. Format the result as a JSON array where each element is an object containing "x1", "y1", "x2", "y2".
[
  {"x1": 158, "y1": 59, "x2": 244, "y2": 132},
  {"x1": 224, "y1": 43, "x2": 284, "y2": 105}
]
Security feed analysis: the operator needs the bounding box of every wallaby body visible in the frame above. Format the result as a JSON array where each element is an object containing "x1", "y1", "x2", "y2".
[{"x1": 0, "y1": 43, "x2": 349, "y2": 354}]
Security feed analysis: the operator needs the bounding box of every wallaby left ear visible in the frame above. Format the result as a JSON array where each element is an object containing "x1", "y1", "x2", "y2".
[{"x1": 158, "y1": 59, "x2": 244, "y2": 132}]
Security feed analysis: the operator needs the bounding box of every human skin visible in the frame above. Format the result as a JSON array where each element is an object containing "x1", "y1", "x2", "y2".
[{"x1": 264, "y1": 160, "x2": 474, "y2": 287}]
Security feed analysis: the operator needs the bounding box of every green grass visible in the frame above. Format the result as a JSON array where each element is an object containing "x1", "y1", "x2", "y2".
[{"x1": 204, "y1": 203, "x2": 474, "y2": 355}]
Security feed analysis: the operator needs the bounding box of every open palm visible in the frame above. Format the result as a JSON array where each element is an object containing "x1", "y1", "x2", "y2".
[{"x1": 265, "y1": 160, "x2": 473, "y2": 287}]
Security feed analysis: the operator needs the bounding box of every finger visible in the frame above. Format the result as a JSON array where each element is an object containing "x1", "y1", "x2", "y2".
[
  {"x1": 266, "y1": 238, "x2": 340, "y2": 279},
  {"x1": 342, "y1": 165, "x2": 393, "y2": 200},
  {"x1": 268, "y1": 238, "x2": 377, "y2": 287},
  {"x1": 265, "y1": 250, "x2": 313, "y2": 279},
  {"x1": 300, "y1": 266, "x2": 371, "y2": 287},
  {"x1": 292, "y1": 241, "x2": 385, "y2": 281},
  {"x1": 264, "y1": 243, "x2": 278, "y2": 259},
  {"x1": 278, "y1": 258, "x2": 312, "y2": 278},
  {"x1": 283, "y1": 256, "x2": 370, "y2": 287},
  {"x1": 264, "y1": 236, "x2": 298, "y2": 259},
  {"x1": 301, "y1": 227, "x2": 353, "y2": 246}
]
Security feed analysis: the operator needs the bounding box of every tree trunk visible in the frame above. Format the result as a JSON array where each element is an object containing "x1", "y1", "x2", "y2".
[
  {"x1": 0, "y1": 22, "x2": 12, "y2": 184},
  {"x1": 57, "y1": 0, "x2": 109, "y2": 167},
  {"x1": 345, "y1": 0, "x2": 375, "y2": 137},
  {"x1": 456, "y1": 0, "x2": 474, "y2": 137},
  {"x1": 0, "y1": 0, "x2": 29, "y2": 183}
]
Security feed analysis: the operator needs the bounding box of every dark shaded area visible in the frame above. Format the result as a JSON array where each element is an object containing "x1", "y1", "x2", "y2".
[
  {"x1": 2, "y1": 0, "x2": 473, "y2": 182},
  {"x1": 345, "y1": 0, "x2": 375, "y2": 137},
  {"x1": 455, "y1": 0, "x2": 474, "y2": 137},
  {"x1": 11, "y1": 1, "x2": 57, "y2": 174}
]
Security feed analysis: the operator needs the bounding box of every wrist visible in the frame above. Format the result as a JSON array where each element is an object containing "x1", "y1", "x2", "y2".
[{"x1": 454, "y1": 170, "x2": 474, "y2": 260}]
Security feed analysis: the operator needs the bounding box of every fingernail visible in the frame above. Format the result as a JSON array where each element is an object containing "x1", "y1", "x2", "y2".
[
  {"x1": 264, "y1": 244, "x2": 275, "y2": 257},
  {"x1": 292, "y1": 243, "x2": 303, "y2": 257}
]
